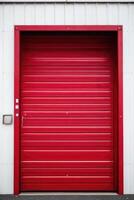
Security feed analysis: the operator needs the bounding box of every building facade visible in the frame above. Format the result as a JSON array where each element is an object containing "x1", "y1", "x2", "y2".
[{"x1": 0, "y1": 0, "x2": 134, "y2": 194}]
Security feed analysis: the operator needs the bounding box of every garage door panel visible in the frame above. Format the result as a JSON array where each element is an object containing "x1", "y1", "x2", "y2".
[
  {"x1": 22, "y1": 150, "x2": 112, "y2": 161},
  {"x1": 22, "y1": 82, "x2": 112, "y2": 90},
  {"x1": 20, "y1": 32, "x2": 116, "y2": 191},
  {"x1": 22, "y1": 133, "x2": 112, "y2": 141},
  {"x1": 22, "y1": 65, "x2": 112, "y2": 70},
  {"x1": 21, "y1": 161, "x2": 113, "y2": 169},
  {"x1": 22, "y1": 104, "x2": 112, "y2": 111},
  {"x1": 22, "y1": 126, "x2": 112, "y2": 133},
  {"x1": 22, "y1": 35, "x2": 113, "y2": 48},
  {"x1": 22, "y1": 75, "x2": 112, "y2": 83},
  {"x1": 23, "y1": 117, "x2": 112, "y2": 126},
  {"x1": 22, "y1": 49, "x2": 112, "y2": 60},
  {"x1": 22, "y1": 33, "x2": 113, "y2": 39},
  {"x1": 22, "y1": 59, "x2": 113, "y2": 67},
  {"x1": 22, "y1": 90, "x2": 112, "y2": 98},
  {"x1": 23, "y1": 69, "x2": 112, "y2": 76},
  {"x1": 21, "y1": 167, "x2": 113, "y2": 176},
  {"x1": 22, "y1": 141, "x2": 112, "y2": 151},
  {"x1": 22, "y1": 97, "x2": 112, "y2": 104},
  {"x1": 23, "y1": 41, "x2": 113, "y2": 48},
  {"x1": 21, "y1": 183, "x2": 114, "y2": 191},
  {"x1": 22, "y1": 58, "x2": 113, "y2": 67},
  {"x1": 22, "y1": 111, "x2": 112, "y2": 117},
  {"x1": 22, "y1": 176, "x2": 113, "y2": 183}
]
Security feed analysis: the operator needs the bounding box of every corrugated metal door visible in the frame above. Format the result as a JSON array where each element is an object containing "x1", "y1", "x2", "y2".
[{"x1": 20, "y1": 32, "x2": 116, "y2": 191}]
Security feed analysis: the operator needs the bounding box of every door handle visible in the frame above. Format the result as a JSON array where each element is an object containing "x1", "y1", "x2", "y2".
[{"x1": 21, "y1": 116, "x2": 24, "y2": 128}]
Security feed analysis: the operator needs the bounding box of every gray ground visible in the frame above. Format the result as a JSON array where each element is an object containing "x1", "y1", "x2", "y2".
[{"x1": 0, "y1": 195, "x2": 133, "y2": 200}]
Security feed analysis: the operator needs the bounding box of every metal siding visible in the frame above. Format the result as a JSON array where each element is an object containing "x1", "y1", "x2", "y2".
[
  {"x1": 74, "y1": 4, "x2": 86, "y2": 24},
  {"x1": 2, "y1": 4, "x2": 14, "y2": 195},
  {"x1": 45, "y1": 4, "x2": 55, "y2": 24},
  {"x1": 3, "y1": 4, "x2": 14, "y2": 31},
  {"x1": 25, "y1": 4, "x2": 36, "y2": 24},
  {"x1": 107, "y1": 3, "x2": 118, "y2": 24},
  {"x1": 0, "y1": 2, "x2": 134, "y2": 194},
  {"x1": 65, "y1": 4, "x2": 74, "y2": 25},
  {"x1": 14, "y1": 4, "x2": 25, "y2": 25},
  {"x1": 35, "y1": 4, "x2": 45, "y2": 25},
  {"x1": 86, "y1": 4, "x2": 97, "y2": 25},
  {"x1": 124, "y1": 4, "x2": 134, "y2": 194},
  {"x1": 55, "y1": 4, "x2": 65, "y2": 24},
  {"x1": 1, "y1": 0, "x2": 134, "y2": 2},
  {"x1": 96, "y1": 3, "x2": 108, "y2": 24}
]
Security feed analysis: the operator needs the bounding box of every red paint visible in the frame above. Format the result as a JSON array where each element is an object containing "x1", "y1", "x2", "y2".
[
  {"x1": 118, "y1": 26, "x2": 123, "y2": 195},
  {"x1": 14, "y1": 29, "x2": 20, "y2": 195},
  {"x1": 20, "y1": 32, "x2": 115, "y2": 191},
  {"x1": 20, "y1": 184, "x2": 114, "y2": 192},
  {"x1": 14, "y1": 25, "x2": 123, "y2": 195},
  {"x1": 15, "y1": 25, "x2": 118, "y2": 31}
]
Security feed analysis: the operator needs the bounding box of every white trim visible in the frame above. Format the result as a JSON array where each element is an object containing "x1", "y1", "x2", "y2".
[{"x1": 0, "y1": 0, "x2": 134, "y2": 3}]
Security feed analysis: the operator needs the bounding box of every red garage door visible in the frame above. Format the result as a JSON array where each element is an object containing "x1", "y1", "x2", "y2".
[{"x1": 20, "y1": 32, "x2": 117, "y2": 191}]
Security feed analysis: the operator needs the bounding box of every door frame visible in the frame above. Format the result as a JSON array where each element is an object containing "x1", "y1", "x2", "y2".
[{"x1": 14, "y1": 25, "x2": 123, "y2": 195}]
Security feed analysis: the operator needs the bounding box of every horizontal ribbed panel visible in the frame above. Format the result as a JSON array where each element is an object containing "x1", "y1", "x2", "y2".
[{"x1": 20, "y1": 32, "x2": 115, "y2": 191}]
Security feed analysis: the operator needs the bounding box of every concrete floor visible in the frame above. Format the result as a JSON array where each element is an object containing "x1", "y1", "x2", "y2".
[{"x1": 0, "y1": 195, "x2": 133, "y2": 200}]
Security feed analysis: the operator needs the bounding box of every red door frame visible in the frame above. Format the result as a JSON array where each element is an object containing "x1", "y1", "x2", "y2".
[{"x1": 14, "y1": 25, "x2": 123, "y2": 195}]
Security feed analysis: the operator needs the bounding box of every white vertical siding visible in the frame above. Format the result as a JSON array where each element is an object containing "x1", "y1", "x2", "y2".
[
  {"x1": 14, "y1": 4, "x2": 25, "y2": 25},
  {"x1": 74, "y1": 4, "x2": 86, "y2": 24},
  {"x1": 65, "y1": 3, "x2": 74, "y2": 25},
  {"x1": 107, "y1": 3, "x2": 118, "y2": 24},
  {"x1": 35, "y1": 4, "x2": 45, "y2": 24},
  {"x1": 3, "y1": 4, "x2": 14, "y2": 31},
  {"x1": 86, "y1": 3, "x2": 97, "y2": 25},
  {"x1": 0, "y1": 3, "x2": 14, "y2": 193},
  {"x1": 25, "y1": 4, "x2": 36, "y2": 24},
  {"x1": 96, "y1": 3, "x2": 108, "y2": 24},
  {"x1": 45, "y1": 4, "x2": 55, "y2": 24},
  {"x1": 0, "y1": 2, "x2": 134, "y2": 194},
  {"x1": 55, "y1": 3, "x2": 65, "y2": 24}
]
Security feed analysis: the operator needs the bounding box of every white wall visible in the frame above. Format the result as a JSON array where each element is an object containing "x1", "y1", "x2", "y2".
[{"x1": 0, "y1": 2, "x2": 134, "y2": 194}]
